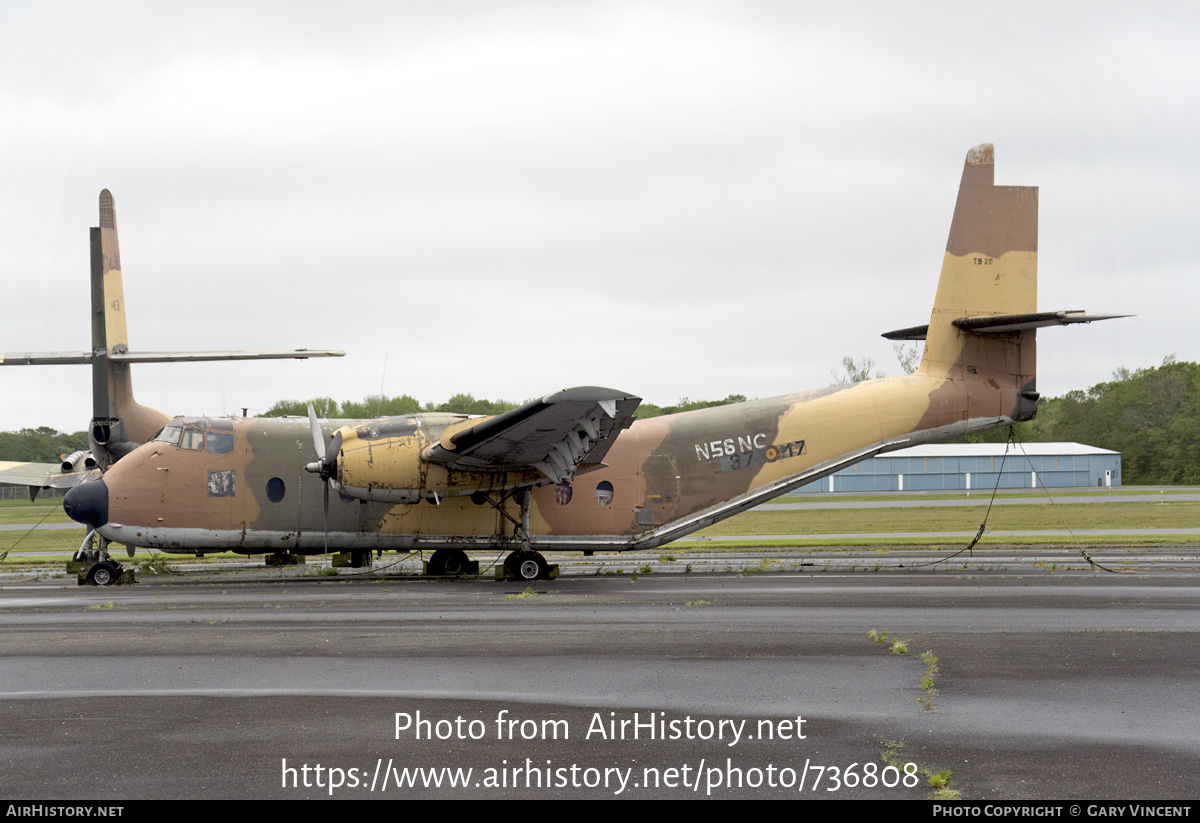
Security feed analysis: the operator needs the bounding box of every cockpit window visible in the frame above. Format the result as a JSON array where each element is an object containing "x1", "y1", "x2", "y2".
[
  {"x1": 153, "y1": 426, "x2": 182, "y2": 445},
  {"x1": 207, "y1": 431, "x2": 234, "y2": 454},
  {"x1": 155, "y1": 420, "x2": 235, "y2": 452}
]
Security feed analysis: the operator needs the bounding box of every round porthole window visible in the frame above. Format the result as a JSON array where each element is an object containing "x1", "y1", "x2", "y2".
[
  {"x1": 266, "y1": 477, "x2": 286, "y2": 503},
  {"x1": 554, "y1": 480, "x2": 573, "y2": 505},
  {"x1": 595, "y1": 480, "x2": 614, "y2": 507}
]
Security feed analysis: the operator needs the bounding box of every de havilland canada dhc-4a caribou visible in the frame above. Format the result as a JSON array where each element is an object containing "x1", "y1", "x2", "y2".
[{"x1": 2, "y1": 144, "x2": 1124, "y2": 584}]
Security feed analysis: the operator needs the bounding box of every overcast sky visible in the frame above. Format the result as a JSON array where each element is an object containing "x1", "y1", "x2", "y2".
[{"x1": 2, "y1": 1, "x2": 1196, "y2": 433}]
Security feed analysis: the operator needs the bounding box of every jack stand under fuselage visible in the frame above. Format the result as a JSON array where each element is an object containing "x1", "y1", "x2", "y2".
[{"x1": 332, "y1": 550, "x2": 373, "y2": 569}]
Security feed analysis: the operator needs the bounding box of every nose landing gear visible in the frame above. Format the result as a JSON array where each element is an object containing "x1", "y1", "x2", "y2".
[{"x1": 68, "y1": 531, "x2": 135, "y2": 586}]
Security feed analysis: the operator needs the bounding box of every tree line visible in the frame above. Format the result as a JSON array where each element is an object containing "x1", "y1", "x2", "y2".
[
  {"x1": 958, "y1": 356, "x2": 1199, "y2": 484},
  {"x1": 0, "y1": 426, "x2": 88, "y2": 463},
  {"x1": 259, "y1": 393, "x2": 750, "y2": 420}
]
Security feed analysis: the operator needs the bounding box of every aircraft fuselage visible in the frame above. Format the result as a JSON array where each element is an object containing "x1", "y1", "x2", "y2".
[{"x1": 89, "y1": 369, "x2": 1021, "y2": 555}]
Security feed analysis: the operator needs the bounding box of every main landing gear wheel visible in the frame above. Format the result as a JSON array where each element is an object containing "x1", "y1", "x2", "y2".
[
  {"x1": 506, "y1": 550, "x2": 549, "y2": 581},
  {"x1": 86, "y1": 560, "x2": 121, "y2": 586},
  {"x1": 427, "y1": 548, "x2": 474, "y2": 577}
]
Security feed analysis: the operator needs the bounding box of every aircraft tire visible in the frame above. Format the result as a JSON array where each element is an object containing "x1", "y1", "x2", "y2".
[
  {"x1": 87, "y1": 561, "x2": 120, "y2": 586},
  {"x1": 441, "y1": 549, "x2": 469, "y2": 576},
  {"x1": 508, "y1": 550, "x2": 547, "y2": 581},
  {"x1": 428, "y1": 549, "x2": 470, "y2": 576}
]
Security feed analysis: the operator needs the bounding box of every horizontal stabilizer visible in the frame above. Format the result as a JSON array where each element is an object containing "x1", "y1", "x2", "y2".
[
  {"x1": 883, "y1": 310, "x2": 1129, "y2": 341},
  {"x1": 423, "y1": 387, "x2": 640, "y2": 483},
  {"x1": 880, "y1": 325, "x2": 931, "y2": 341},
  {"x1": 0, "y1": 349, "x2": 344, "y2": 365},
  {"x1": 0, "y1": 352, "x2": 93, "y2": 365},
  {"x1": 952, "y1": 310, "x2": 1131, "y2": 334}
]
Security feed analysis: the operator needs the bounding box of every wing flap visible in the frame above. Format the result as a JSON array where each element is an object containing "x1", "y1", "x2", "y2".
[{"x1": 423, "y1": 387, "x2": 640, "y2": 482}]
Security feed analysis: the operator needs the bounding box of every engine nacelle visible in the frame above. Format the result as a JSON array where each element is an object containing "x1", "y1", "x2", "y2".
[{"x1": 332, "y1": 415, "x2": 541, "y2": 503}]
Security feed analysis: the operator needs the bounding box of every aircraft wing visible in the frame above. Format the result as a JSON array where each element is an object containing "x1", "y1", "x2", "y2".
[
  {"x1": 0, "y1": 462, "x2": 100, "y2": 498},
  {"x1": 422, "y1": 387, "x2": 641, "y2": 483}
]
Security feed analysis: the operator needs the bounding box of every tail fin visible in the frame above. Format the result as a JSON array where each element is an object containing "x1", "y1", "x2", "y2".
[
  {"x1": 90, "y1": 190, "x2": 169, "y2": 465},
  {"x1": 884, "y1": 145, "x2": 1126, "y2": 426},
  {"x1": 918, "y1": 143, "x2": 1040, "y2": 420}
]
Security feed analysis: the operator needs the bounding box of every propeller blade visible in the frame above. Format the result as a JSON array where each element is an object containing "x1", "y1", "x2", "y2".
[
  {"x1": 308, "y1": 401, "x2": 338, "y2": 554},
  {"x1": 325, "y1": 431, "x2": 342, "y2": 470},
  {"x1": 307, "y1": 402, "x2": 327, "y2": 464},
  {"x1": 322, "y1": 480, "x2": 329, "y2": 554}
]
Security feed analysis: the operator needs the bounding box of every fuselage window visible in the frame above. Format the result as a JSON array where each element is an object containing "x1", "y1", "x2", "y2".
[
  {"x1": 153, "y1": 426, "x2": 182, "y2": 445},
  {"x1": 596, "y1": 480, "x2": 614, "y2": 507},
  {"x1": 207, "y1": 431, "x2": 234, "y2": 454},
  {"x1": 181, "y1": 429, "x2": 205, "y2": 451}
]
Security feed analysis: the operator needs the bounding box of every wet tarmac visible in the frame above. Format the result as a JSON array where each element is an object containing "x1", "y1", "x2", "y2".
[{"x1": 2, "y1": 556, "x2": 1199, "y2": 800}]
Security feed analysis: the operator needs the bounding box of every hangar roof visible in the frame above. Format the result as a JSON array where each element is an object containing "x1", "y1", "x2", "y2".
[{"x1": 888, "y1": 442, "x2": 1119, "y2": 457}]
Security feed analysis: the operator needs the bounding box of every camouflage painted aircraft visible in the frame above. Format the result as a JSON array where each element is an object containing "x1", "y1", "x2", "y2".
[{"x1": 7, "y1": 145, "x2": 1123, "y2": 584}]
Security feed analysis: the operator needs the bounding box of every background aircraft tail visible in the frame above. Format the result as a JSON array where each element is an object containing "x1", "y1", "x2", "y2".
[
  {"x1": 89, "y1": 190, "x2": 171, "y2": 466},
  {"x1": 2, "y1": 190, "x2": 345, "y2": 469}
]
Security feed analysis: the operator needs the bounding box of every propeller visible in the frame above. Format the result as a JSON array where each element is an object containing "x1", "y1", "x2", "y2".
[{"x1": 304, "y1": 402, "x2": 342, "y2": 553}]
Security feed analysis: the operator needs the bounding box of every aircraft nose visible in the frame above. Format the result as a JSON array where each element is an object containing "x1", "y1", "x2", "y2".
[{"x1": 64, "y1": 479, "x2": 109, "y2": 530}]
